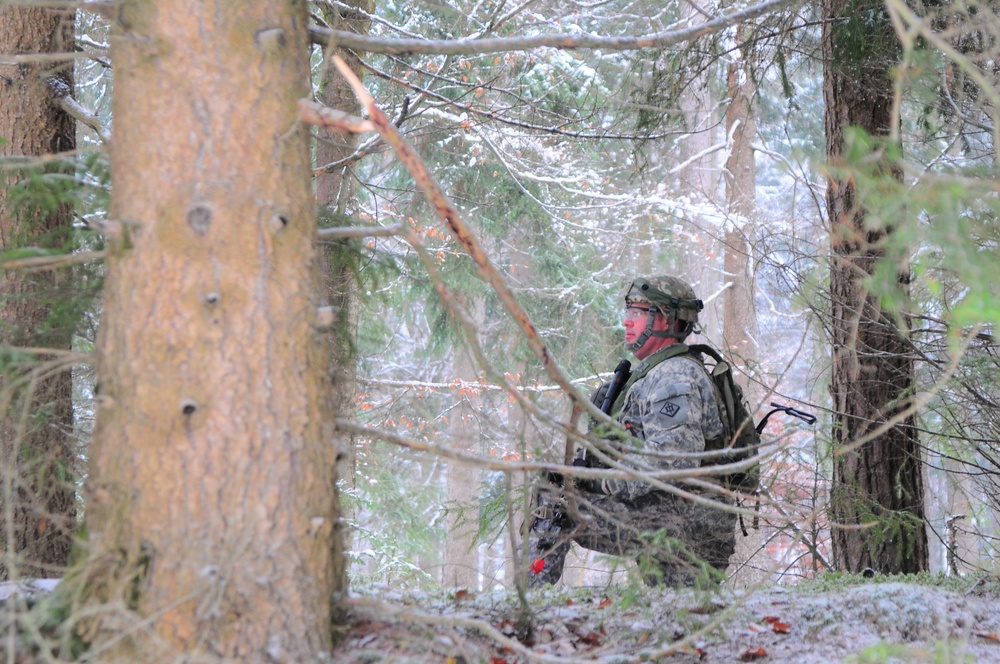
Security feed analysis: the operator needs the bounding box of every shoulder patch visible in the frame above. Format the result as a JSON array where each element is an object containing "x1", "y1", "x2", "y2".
[{"x1": 660, "y1": 400, "x2": 681, "y2": 417}]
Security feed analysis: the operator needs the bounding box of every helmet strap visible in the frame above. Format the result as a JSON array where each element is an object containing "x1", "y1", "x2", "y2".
[{"x1": 626, "y1": 310, "x2": 657, "y2": 353}]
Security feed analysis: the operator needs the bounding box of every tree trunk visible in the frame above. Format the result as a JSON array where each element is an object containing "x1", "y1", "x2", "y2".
[
  {"x1": 722, "y1": 27, "x2": 763, "y2": 584},
  {"x1": 444, "y1": 341, "x2": 481, "y2": 589},
  {"x1": 722, "y1": 29, "x2": 758, "y2": 366},
  {"x1": 0, "y1": 5, "x2": 76, "y2": 580},
  {"x1": 672, "y1": 0, "x2": 723, "y2": 337},
  {"x1": 81, "y1": 1, "x2": 341, "y2": 658},
  {"x1": 823, "y1": 0, "x2": 928, "y2": 573},
  {"x1": 317, "y1": 0, "x2": 372, "y2": 497}
]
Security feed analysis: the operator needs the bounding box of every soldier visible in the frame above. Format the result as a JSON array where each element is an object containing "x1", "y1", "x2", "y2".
[{"x1": 526, "y1": 275, "x2": 738, "y2": 587}]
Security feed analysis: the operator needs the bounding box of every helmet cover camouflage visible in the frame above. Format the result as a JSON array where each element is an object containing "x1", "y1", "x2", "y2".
[{"x1": 623, "y1": 275, "x2": 703, "y2": 323}]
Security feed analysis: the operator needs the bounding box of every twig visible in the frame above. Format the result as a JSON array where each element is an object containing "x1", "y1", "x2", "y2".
[
  {"x1": 316, "y1": 223, "x2": 405, "y2": 239},
  {"x1": 344, "y1": 595, "x2": 582, "y2": 664},
  {"x1": 0, "y1": 251, "x2": 104, "y2": 271}
]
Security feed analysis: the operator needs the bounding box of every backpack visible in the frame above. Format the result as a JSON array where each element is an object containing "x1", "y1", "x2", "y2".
[
  {"x1": 611, "y1": 343, "x2": 760, "y2": 494},
  {"x1": 686, "y1": 344, "x2": 760, "y2": 494}
]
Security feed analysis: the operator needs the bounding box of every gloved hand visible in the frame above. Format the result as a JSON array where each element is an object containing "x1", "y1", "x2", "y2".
[
  {"x1": 543, "y1": 469, "x2": 564, "y2": 488},
  {"x1": 590, "y1": 381, "x2": 612, "y2": 409}
]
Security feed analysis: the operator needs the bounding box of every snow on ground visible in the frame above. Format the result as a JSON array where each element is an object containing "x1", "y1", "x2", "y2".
[{"x1": 332, "y1": 575, "x2": 1000, "y2": 663}]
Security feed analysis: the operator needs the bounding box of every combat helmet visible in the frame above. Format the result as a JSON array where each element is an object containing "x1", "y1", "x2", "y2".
[{"x1": 623, "y1": 275, "x2": 703, "y2": 352}]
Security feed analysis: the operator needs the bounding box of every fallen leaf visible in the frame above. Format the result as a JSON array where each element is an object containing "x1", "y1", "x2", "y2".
[
  {"x1": 597, "y1": 597, "x2": 612, "y2": 608},
  {"x1": 454, "y1": 589, "x2": 471, "y2": 601},
  {"x1": 489, "y1": 658, "x2": 510, "y2": 664},
  {"x1": 740, "y1": 647, "x2": 767, "y2": 661},
  {"x1": 975, "y1": 631, "x2": 1000, "y2": 644},
  {"x1": 689, "y1": 601, "x2": 726, "y2": 615},
  {"x1": 577, "y1": 632, "x2": 602, "y2": 646},
  {"x1": 771, "y1": 621, "x2": 791, "y2": 634},
  {"x1": 762, "y1": 616, "x2": 780, "y2": 624}
]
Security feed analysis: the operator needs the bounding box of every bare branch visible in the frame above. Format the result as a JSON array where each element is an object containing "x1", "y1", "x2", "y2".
[
  {"x1": 0, "y1": 251, "x2": 105, "y2": 271},
  {"x1": 310, "y1": 0, "x2": 804, "y2": 55},
  {"x1": 316, "y1": 223, "x2": 405, "y2": 239},
  {"x1": 47, "y1": 77, "x2": 111, "y2": 144},
  {"x1": 298, "y1": 99, "x2": 375, "y2": 133}
]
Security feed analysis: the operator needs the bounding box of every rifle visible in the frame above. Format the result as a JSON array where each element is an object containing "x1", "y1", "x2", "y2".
[
  {"x1": 540, "y1": 361, "x2": 633, "y2": 490},
  {"x1": 600, "y1": 359, "x2": 633, "y2": 415},
  {"x1": 576, "y1": 359, "x2": 632, "y2": 469}
]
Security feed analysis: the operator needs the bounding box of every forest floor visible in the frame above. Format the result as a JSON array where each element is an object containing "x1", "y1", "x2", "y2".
[{"x1": 331, "y1": 574, "x2": 1000, "y2": 663}]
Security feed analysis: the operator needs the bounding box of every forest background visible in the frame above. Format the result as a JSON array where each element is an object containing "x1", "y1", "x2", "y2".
[{"x1": 3, "y1": 0, "x2": 1000, "y2": 660}]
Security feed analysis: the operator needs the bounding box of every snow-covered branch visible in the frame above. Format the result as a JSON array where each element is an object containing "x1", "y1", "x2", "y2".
[{"x1": 310, "y1": 0, "x2": 804, "y2": 55}]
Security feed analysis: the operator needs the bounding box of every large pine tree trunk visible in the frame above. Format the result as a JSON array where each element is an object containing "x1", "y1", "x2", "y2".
[
  {"x1": 82, "y1": 1, "x2": 341, "y2": 658},
  {"x1": 823, "y1": 0, "x2": 928, "y2": 573},
  {"x1": 0, "y1": 6, "x2": 76, "y2": 580}
]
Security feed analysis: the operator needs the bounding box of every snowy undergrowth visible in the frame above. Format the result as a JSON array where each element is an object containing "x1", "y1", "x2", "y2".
[{"x1": 334, "y1": 574, "x2": 1000, "y2": 663}]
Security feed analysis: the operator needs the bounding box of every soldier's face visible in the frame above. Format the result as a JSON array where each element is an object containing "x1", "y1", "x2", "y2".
[
  {"x1": 624, "y1": 306, "x2": 677, "y2": 359},
  {"x1": 623, "y1": 304, "x2": 652, "y2": 345}
]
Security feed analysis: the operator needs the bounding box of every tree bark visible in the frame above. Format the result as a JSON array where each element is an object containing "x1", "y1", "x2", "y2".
[
  {"x1": 316, "y1": 0, "x2": 373, "y2": 601},
  {"x1": 823, "y1": 0, "x2": 928, "y2": 573},
  {"x1": 81, "y1": 1, "x2": 341, "y2": 658},
  {"x1": 0, "y1": 5, "x2": 77, "y2": 580}
]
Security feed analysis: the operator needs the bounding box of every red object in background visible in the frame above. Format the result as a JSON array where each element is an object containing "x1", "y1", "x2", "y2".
[{"x1": 530, "y1": 558, "x2": 545, "y2": 574}]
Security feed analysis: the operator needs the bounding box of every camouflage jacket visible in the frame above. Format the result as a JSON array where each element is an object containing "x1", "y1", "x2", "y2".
[{"x1": 601, "y1": 349, "x2": 724, "y2": 501}]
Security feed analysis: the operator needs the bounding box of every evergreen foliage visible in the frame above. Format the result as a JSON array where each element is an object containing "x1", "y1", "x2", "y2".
[{"x1": 5, "y1": 1, "x2": 1000, "y2": 655}]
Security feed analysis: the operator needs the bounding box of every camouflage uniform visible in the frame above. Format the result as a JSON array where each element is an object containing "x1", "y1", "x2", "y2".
[{"x1": 527, "y1": 276, "x2": 737, "y2": 587}]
